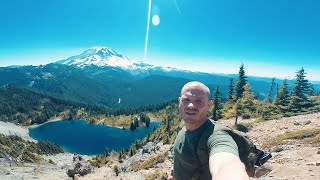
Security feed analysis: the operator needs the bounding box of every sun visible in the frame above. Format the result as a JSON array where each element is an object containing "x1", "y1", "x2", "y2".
[{"x1": 152, "y1": 15, "x2": 160, "y2": 26}]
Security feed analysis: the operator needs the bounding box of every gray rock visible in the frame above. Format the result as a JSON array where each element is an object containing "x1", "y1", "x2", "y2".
[
  {"x1": 302, "y1": 120, "x2": 311, "y2": 125},
  {"x1": 67, "y1": 155, "x2": 94, "y2": 178},
  {"x1": 272, "y1": 145, "x2": 283, "y2": 152},
  {"x1": 142, "y1": 142, "x2": 156, "y2": 154},
  {"x1": 294, "y1": 120, "x2": 311, "y2": 126}
]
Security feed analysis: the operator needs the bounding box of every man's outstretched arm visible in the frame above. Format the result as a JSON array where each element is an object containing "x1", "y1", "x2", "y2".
[{"x1": 209, "y1": 152, "x2": 249, "y2": 180}]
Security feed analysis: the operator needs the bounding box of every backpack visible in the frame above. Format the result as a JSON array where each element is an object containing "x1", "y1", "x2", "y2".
[
  {"x1": 195, "y1": 120, "x2": 266, "y2": 177},
  {"x1": 212, "y1": 122, "x2": 257, "y2": 176}
]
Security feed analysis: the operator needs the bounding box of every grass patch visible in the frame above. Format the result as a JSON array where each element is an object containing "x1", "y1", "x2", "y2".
[
  {"x1": 262, "y1": 128, "x2": 320, "y2": 149},
  {"x1": 303, "y1": 134, "x2": 320, "y2": 147},
  {"x1": 131, "y1": 153, "x2": 166, "y2": 172},
  {"x1": 144, "y1": 169, "x2": 168, "y2": 180}
]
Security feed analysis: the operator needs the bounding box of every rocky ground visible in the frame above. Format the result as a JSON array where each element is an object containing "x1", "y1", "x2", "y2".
[{"x1": 0, "y1": 113, "x2": 319, "y2": 180}]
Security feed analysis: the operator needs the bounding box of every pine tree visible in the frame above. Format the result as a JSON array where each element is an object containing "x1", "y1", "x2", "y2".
[
  {"x1": 273, "y1": 79, "x2": 290, "y2": 113},
  {"x1": 241, "y1": 83, "x2": 256, "y2": 119},
  {"x1": 212, "y1": 87, "x2": 222, "y2": 121},
  {"x1": 235, "y1": 64, "x2": 247, "y2": 100},
  {"x1": 153, "y1": 125, "x2": 156, "y2": 133},
  {"x1": 145, "y1": 116, "x2": 150, "y2": 127},
  {"x1": 264, "y1": 78, "x2": 275, "y2": 103},
  {"x1": 129, "y1": 121, "x2": 136, "y2": 131},
  {"x1": 308, "y1": 84, "x2": 315, "y2": 96},
  {"x1": 146, "y1": 131, "x2": 150, "y2": 142},
  {"x1": 290, "y1": 67, "x2": 314, "y2": 110},
  {"x1": 104, "y1": 148, "x2": 109, "y2": 157},
  {"x1": 292, "y1": 67, "x2": 310, "y2": 99},
  {"x1": 228, "y1": 78, "x2": 234, "y2": 101},
  {"x1": 273, "y1": 79, "x2": 290, "y2": 106},
  {"x1": 118, "y1": 151, "x2": 123, "y2": 162},
  {"x1": 113, "y1": 165, "x2": 120, "y2": 176}
]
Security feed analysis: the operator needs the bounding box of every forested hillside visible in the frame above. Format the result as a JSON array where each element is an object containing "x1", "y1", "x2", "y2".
[{"x1": 0, "y1": 85, "x2": 173, "y2": 126}]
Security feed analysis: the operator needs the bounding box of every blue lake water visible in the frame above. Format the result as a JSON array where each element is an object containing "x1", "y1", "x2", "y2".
[{"x1": 29, "y1": 120, "x2": 160, "y2": 155}]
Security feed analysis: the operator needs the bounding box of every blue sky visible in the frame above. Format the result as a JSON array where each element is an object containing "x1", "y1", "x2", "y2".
[{"x1": 0, "y1": 0, "x2": 319, "y2": 81}]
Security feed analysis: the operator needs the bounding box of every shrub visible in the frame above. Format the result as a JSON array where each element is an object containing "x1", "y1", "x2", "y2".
[
  {"x1": 131, "y1": 153, "x2": 166, "y2": 171},
  {"x1": 144, "y1": 169, "x2": 168, "y2": 180},
  {"x1": 113, "y1": 165, "x2": 121, "y2": 176}
]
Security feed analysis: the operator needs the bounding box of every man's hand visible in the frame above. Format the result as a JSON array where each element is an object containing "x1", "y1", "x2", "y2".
[{"x1": 209, "y1": 152, "x2": 249, "y2": 180}]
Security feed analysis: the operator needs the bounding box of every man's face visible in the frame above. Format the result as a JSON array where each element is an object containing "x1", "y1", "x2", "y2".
[{"x1": 179, "y1": 85, "x2": 212, "y2": 124}]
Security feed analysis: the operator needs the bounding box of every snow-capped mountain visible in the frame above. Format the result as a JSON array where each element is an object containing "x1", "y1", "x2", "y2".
[
  {"x1": 56, "y1": 46, "x2": 134, "y2": 68},
  {"x1": 55, "y1": 46, "x2": 181, "y2": 73}
]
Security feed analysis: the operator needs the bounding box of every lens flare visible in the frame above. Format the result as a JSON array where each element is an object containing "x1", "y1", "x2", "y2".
[
  {"x1": 144, "y1": 0, "x2": 152, "y2": 61},
  {"x1": 152, "y1": 15, "x2": 160, "y2": 26}
]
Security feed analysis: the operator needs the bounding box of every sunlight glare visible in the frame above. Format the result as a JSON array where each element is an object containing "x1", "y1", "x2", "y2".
[
  {"x1": 152, "y1": 15, "x2": 160, "y2": 26},
  {"x1": 144, "y1": 0, "x2": 152, "y2": 61}
]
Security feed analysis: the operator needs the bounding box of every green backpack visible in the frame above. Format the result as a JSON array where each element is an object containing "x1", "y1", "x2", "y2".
[
  {"x1": 195, "y1": 120, "x2": 269, "y2": 177},
  {"x1": 213, "y1": 122, "x2": 257, "y2": 176}
]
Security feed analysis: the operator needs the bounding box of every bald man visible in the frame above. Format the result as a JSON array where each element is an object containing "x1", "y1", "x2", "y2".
[{"x1": 168, "y1": 81, "x2": 249, "y2": 180}]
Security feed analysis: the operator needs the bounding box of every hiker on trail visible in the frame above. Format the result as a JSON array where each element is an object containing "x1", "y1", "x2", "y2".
[{"x1": 168, "y1": 81, "x2": 249, "y2": 180}]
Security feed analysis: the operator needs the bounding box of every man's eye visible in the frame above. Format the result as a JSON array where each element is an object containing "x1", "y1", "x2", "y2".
[{"x1": 182, "y1": 99, "x2": 189, "y2": 103}]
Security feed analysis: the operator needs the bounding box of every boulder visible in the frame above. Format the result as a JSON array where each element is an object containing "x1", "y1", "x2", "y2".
[
  {"x1": 294, "y1": 120, "x2": 311, "y2": 126},
  {"x1": 142, "y1": 142, "x2": 160, "y2": 154},
  {"x1": 272, "y1": 145, "x2": 283, "y2": 152},
  {"x1": 67, "y1": 155, "x2": 94, "y2": 178}
]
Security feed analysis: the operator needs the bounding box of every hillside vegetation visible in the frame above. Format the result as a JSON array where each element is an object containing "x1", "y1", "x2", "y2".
[
  {"x1": 0, "y1": 85, "x2": 173, "y2": 127},
  {"x1": 0, "y1": 134, "x2": 64, "y2": 164}
]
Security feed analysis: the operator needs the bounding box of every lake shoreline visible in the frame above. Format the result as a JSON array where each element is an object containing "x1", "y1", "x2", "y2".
[{"x1": 29, "y1": 119, "x2": 161, "y2": 155}]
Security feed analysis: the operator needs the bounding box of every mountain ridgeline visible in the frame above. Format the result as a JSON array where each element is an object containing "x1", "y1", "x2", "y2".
[{"x1": 0, "y1": 46, "x2": 319, "y2": 110}]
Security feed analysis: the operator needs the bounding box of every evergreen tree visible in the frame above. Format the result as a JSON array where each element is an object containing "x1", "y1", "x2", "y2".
[
  {"x1": 264, "y1": 78, "x2": 276, "y2": 103},
  {"x1": 129, "y1": 148, "x2": 134, "y2": 157},
  {"x1": 292, "y1": 67, "x2": 310, "y2": 99},
  {"x1": 130, "y1": 120, "x2": 136, "y2": 131},
  {"x1": 290, "y1": 68, "x2": 314, "y2": 110},
  {"x1": 273, "y1": 79, "x2": 290, "y2": 106},
  {"x1": 113, "y1": 165, "x2": 120, "y2": 176},
  {"x1": 145, "y1": 116, "x2": 150, "y2": 127},
  {"x1": 228, "y1": 78, "x2": 234, "y2": 101},
  {"x1": 146, "y1": 131, "x2": 150, "y2": 142},
  {"x1": 309, "y1": 84, "x2": 315, "y2": 96},
  {"x1": 235, "y1": 64, "x2": 247, "y2": 100},
  {"x1": 212, "y1": 87, "x2": 222, "y2": 121},
  {"x1": 104, "y1": 148, "x2": 109, "y2": 157},
  {"x1": 118, "y1": 151, "x2": 123, "y2": 162},
  {"x1": 241, "y1": 83, "x2": 256, "y2": 119}
]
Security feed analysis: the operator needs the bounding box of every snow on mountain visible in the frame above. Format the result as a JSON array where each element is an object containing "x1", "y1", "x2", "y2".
[
  {"x1": 55, "y1": 46, "x2": 185, "y2": 73},
  {"x1": 56, "y1": 46, "x2": 134, "y2": 68}
]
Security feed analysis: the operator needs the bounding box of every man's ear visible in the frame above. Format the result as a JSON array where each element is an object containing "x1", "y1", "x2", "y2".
[
  {"x1": 178, "y1": 97, "x2": 181, "y2": 102},
  {"x1": 208, "y1": 100, "x2": 213, "y2": 107}
]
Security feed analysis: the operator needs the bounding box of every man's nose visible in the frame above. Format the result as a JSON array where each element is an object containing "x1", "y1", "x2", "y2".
[{"x1": 187, "y1": 102, "x2": 195, "y2": 108}]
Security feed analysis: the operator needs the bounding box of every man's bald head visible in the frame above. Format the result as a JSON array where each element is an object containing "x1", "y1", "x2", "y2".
[{"x1": 180, "y1": 81, "x2": 211, "y2": 100}]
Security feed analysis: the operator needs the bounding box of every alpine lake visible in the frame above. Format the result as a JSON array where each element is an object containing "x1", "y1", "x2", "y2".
[{"x1": 29, "y1": 119, "x2": 160, "y2": 155}]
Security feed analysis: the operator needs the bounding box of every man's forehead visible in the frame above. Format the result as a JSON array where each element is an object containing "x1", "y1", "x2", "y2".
[
  {"x1": 182, "y1": 84, "x2": 207, "y2": 94},
  {"x1": 181, "y1": 87, "x2": 208, "y2": 98}
]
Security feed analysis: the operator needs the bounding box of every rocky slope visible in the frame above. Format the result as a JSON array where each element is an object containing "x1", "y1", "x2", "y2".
[{"x1": 1, "y1": 113, "x2": 319, "y2": 179}]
